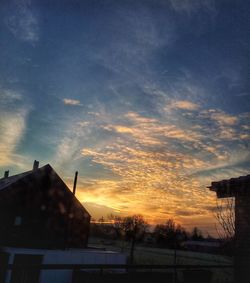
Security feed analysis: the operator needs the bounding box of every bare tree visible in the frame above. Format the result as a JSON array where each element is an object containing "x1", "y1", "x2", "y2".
[
  {"x1": 215, "y1": 197, "x2": 235, "y2": 241},
  {"x1": 108, "y1": 214, "x2": 124, "y2": 239},
  {"x1": 122, "y1": 215, "x2": 148, "y2": 264},
  {"x1": 191, "y1": 227, "x2": 203, "y2": 241},
  {"x1": 154, "y1": 219, "x2": 187, "y2": 248},
  {"x1": 109, "y1": 214, "x2": 148, "y2": 264}
]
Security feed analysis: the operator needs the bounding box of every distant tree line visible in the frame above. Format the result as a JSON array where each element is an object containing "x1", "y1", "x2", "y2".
[
  {"x1": 90, "y1": 211, "x2": 236, "y2": 257},
  {"x1": 90, "y1": 215, "x2": 205, "y2": 249},
  {"x1": 91, "y1": 214, "x2": 148, "y2": 263}
]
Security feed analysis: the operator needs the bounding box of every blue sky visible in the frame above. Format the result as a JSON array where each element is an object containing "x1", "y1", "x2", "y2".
[{"x1": 0, "y1": 0, "x2": 249, "y2": 233}]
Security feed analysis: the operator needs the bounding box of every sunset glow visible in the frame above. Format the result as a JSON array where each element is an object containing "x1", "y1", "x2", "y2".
[{"x1": 0, "y1": 0, "x2": 249, "y2": 235}]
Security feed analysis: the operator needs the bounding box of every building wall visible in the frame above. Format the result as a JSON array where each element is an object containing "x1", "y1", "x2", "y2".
[
  {"x1": 235, "y1": 193, "x2": 250, "y2": 281},
  {"x1": 0, "y1": 169, "x2": 90, "y2": 249},
  {"x1": 2, "y1": 247, "x2": 126, "y2": 283}
]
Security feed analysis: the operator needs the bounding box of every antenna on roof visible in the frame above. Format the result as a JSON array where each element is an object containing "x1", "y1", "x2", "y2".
[{"x1": 73, "y1": 171, "x2": 78, "y2": 195}]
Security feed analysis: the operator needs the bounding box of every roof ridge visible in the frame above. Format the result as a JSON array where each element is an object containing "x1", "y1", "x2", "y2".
[
  {"x1": 0, "y1": 170, "x2": 32, "y2": 181},
  {"x1": 0, "y1": 163, "x2": 51, "y2": 180},
  {"x1": 0, "y1": 164, "x2": 50, "y2": 191}
]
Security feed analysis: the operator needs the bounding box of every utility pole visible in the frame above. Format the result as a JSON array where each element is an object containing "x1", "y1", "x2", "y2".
[{"x1": 73, "y1": 171, "x2": 78, "y2": 195}]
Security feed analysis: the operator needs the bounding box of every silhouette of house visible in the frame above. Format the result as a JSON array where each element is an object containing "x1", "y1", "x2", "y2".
[
  {"x1": 209, "y1": 174, "x2": 250, "y2": 282},
  {"x1": 0, "y1": 161, "x2": 90, "y2": 249},
  {"x1": 182, "y1": 240, "x2": 220, "y2": 254}
]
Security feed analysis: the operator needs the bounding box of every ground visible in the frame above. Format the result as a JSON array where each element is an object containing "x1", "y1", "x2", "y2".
[{"x1": 88, "y1": 237, "x2": 234, "y2": 283}]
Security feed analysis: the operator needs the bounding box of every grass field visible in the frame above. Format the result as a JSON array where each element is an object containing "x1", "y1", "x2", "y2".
[{"x1": 88, "y1": 237, "x2": 234, "y2": 283}]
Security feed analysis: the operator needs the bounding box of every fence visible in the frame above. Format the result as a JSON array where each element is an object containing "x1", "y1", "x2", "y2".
[{"x1": 1, "y1": 263, "x2": 234, "y2": 283}]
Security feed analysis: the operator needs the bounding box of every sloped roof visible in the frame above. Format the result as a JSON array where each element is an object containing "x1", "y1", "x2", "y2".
[
  {"x1": 0, "y1": 164, "x2": 90, "y2": 217},
  {"x1": 0, "y1": 170, "x2": 32, "y2": 191},
  {"x1": 208, "y1": 174, "x2": 250, "y2": 198},
  {"x1": 0, "y1": 164, "x2": 51, "y2": 192}
]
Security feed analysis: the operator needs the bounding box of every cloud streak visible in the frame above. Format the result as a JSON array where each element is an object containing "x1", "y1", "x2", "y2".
[
  {"x1": 4, "y1": 0, "x2": 39, "y2": 43},
  {"x1": 167, "y1": 100, "x2": 200, "y2": 111},
  {"x1": 0, "y1": 89, "x2": 29, "y2": 167},
  {"x1": 169, "y1": 0, "x2": 216, "y2": 16},
  {"x1": 63, "y1": 98, "x2": 82, "y2": 106}
]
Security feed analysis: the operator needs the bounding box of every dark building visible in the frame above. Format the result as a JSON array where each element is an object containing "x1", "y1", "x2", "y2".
[
  {"x1": 0, "y1": 161, "x2": 91, "y2": 249},
  {"x1": 209, "y1": 174, "x2": 250, "y2": 283}
]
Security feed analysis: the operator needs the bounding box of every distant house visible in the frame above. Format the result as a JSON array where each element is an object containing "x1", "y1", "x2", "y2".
[
  {"x1": 143, "y1": 232, "x2": 156, "y2": 245},
  {"x1": 0, "y1": 161, "x2": 91, "y2": 249},
  {"x1": 182, "y1": 240, "x2": 221, "y2": 254}
]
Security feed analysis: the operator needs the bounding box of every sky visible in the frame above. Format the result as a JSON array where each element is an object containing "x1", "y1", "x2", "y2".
[{"x1": 0, "y1": 0, "x2": 249, "y2": 235}]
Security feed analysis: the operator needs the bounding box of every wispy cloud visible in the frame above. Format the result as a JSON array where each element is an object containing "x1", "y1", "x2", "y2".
[
  {"x1": 53, "y1": 119, "x2": 91, "y2": 170},
  {"x1": 208, "y1": 110, "x2": 238, "y2": 126},
  {"x1": 63, "y1": 98, "x2": 82, "y2": 106},
  {"x1": 75, "y1": 102, "x2": 249, "y2": 224},
  {"x1": 0, "y1": 89, "x2": 22, "y2": 104},
  {"x1": 4, "y1": 0, "x2": 39, "y2": 43},
  {"x1": 169, "y1": 0, "x2": 216, "y2": 15},
  {"x1": 0, "y1": 89, "x2": 29, "y2": 167},
  {"x1": 167, "y1": 100, "x2": 200, "y2": 111},
  {"x1": 91, "y1": 4, "x2": 175, "y2": 84}
]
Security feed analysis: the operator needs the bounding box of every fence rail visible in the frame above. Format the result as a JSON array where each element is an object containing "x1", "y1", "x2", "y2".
[
  {"x1": 0, "y1": 264, "x2": 234, "y2": 283},
  {"x1": 3, "y1": 263, "x2": 234, "y2": 270}
]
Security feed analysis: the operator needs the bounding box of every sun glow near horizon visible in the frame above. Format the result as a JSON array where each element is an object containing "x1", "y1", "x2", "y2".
[{"x1": 0, "y1": 0, "x2": 249, "y2": 237}]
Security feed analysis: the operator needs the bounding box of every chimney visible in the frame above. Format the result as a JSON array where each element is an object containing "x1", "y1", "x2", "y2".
[
  {"x1": 4, "y1": 170, "x2": 9, "y2": 178},
  {"x1": 33, "y1": 160, "x2": 39, "y2": 170}
]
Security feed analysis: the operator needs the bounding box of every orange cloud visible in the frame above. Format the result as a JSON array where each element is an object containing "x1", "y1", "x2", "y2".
[
  {"x1": 167, "y1": 100, "x2": 200, "y2": 111},
  {"x1": 62, "y1": 108, "x2": 249, "y2": 235}
]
